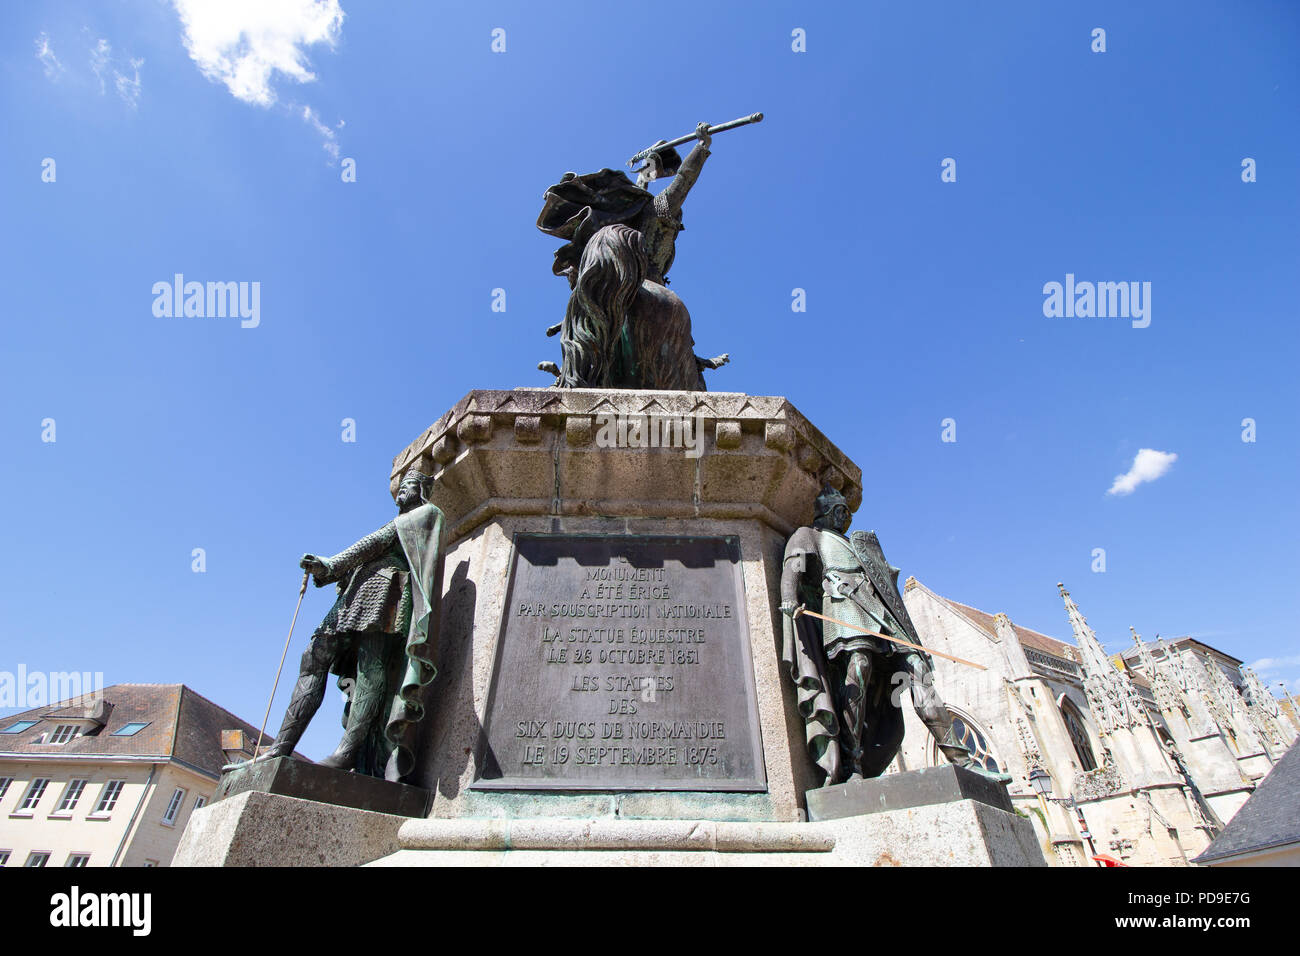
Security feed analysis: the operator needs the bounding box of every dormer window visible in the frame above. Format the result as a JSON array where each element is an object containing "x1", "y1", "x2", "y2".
[{"x1": 47, "y1": 724, "x2": 79, "y2": 745}]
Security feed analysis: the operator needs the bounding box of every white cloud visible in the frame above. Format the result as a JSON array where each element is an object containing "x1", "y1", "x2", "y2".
[
  {"x1": 35, "y1": 33, "x2": 64, "y2": 79},
  {"x1": 90, "y1": 37, "x2": 111, "y2": 92},
  {"x1": 1107, "y1": 448, "x2": 1177, "y2": 496},
  {"x1": 302, "y1": 104, "x2": 339, "y2": 159},
  {"x1": 115, "y1": 58, "x2": 144, "y2": 109},
  {"x1": 1251, "y1": 654, "x2": 1300, "y2": 672},
  {"x1": 89, "y1": 38, "x2": 144, "y2": 109},
  {"x1": 172, "y1": 0, "x2": 343, "y2": 107}
]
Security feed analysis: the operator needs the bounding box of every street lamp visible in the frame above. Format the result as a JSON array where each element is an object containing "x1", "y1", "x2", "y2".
[
  {"x1": 1029, "y1": 767, "x2": 1052, "y2": 798},
  {"x1": 1026, "y1": 766, "x2": 1097, "y2": 857}
]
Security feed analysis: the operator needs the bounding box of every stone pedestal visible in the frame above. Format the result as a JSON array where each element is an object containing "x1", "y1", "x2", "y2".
[
  {"x1": 173, "y1": 791, "x2": 407, "y2": 867},
  {"x1": 390, "y1": 388, "x2": 864, "y2": 823},
  {"x1": 804, "y1": 765, "x2": 1047, "y2": 866},
  {"x1": 806, "y1": 763, "x2": 1013, "y2": 820},
  {"x1": 362, "y1": 765, "x2": 1046, "y2": 865},
  {"x1": 212, "y1": 757, "x2": 429, "y2": 817}
]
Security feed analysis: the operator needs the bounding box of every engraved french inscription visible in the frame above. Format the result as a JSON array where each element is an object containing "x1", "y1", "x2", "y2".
[{"x1": 474, "y1": 534, "x2": 767, "y2": 791}]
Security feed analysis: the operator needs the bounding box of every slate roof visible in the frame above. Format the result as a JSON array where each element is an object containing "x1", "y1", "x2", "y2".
[
  {"x1": 1194, "y1": 740, "x2": 1300, "y2": 864},
  {"x1": 921, "y1": 589, "x2": 1172, "y2": 685},
  {"x1": 0, "y1": 683, "x2": 288, "y2": 778},
  {"x1": 1119, "y1": 637, "x2": 1244, "y2": 668},
  {"x1": 944, "y1": 599, "x2": 1080, "y2": 664},
  {"x1": 1127, "y1": 670, "x2": 1153, "y2": 691}
]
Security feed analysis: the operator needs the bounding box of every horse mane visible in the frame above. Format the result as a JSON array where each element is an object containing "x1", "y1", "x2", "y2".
[{"x1": 559, "y1": 224, "x2": 646, "y2": 387}]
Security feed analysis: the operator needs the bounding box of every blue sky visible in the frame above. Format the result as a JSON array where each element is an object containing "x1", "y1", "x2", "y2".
[{"x1": 2, "y1": 0, "x2": 1297, "y2": 758}]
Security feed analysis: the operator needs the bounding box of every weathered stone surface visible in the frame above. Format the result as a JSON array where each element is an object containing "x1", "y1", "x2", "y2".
[
  {"x1": 396, "y1": 817, "x2": 833, "y2": 852},
  {"x1": 391, "y1": 390, "x2": 862, "y2": 824},
  {"x1": 365, "y1": 799, "x2": 1046, "y2": 866},
  {"x1": 513, "y1": 414, "x2": 542, "y2": 443},
  {"x1": 821, "y1": 798, "x2": 1047, "y2": 866},
  {"x1": 715, "y1": 420, "x2": 742, "y2": 449},
  {"x1": 214, "y1": 756, "x2": 430, "y2": 817},
  {"x1": 805, "y1": 764, "x2": 1014, "y2": 821},
  {"x1": 388, "y1": 389, "x2": 863, "y2": 543},
  {"x1": 173, "y1": 790, "x2": 406, "y2": 867}
]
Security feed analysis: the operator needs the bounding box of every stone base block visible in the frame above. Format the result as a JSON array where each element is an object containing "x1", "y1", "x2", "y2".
[
  {"x1": 214, "y1": 756, "x2": 429, "y2": 818},
  {"x1": 806, "y1": 764, "x2": 1013, "y2": 821},
  {"x1": 823, "y1": 799, "x2": 1046, "y2": 866},
  {"x1": 397, "y1": 816, "x2": 834, "y2": 852},
  {"x1": 172, "y1": 791, "x2": 407, "y2": 867},
  {"x1": 364, "y1": 799, "x2": 1046, "y2": 867}
]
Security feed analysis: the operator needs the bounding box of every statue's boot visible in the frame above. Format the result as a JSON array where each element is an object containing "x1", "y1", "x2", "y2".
[
  {"x1": 937, "y1": 727, "x2": 1012, "y2": 785},
  {"x1": 319, "y1": 635, "x2": 388, "y2": 772},
  {"x1": 317, "y1": 694, "x2": 382, "y2": 771},
  {"x1": 255, "y1": 634, "x2": 338, "y2": 762},
  {"x1": 257, "y1": 671, "x2": 328, "y2": 761}
]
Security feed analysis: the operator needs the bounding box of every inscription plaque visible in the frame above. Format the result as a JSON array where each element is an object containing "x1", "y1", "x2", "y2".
[{"x1": 473, "y1": 534, "x2": 767, "y2": 791}]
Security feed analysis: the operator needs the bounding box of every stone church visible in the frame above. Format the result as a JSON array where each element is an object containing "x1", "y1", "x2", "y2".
[{"x1": 892, "y1": 578, "x2": 1297, "y2": 866}]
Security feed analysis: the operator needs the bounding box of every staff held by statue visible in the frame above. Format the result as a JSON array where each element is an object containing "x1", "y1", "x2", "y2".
[{"x1": 626, "y1": 112, "x2": 764, "y2": 172}]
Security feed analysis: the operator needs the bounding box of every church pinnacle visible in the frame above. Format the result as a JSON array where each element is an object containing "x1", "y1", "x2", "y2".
[
  {"x1": 1130, "y1": 626, "x2": 1185, "y2": 716},
  {"x1": 1057, "y1": 582, "x2": 1150, "y2": 733}
]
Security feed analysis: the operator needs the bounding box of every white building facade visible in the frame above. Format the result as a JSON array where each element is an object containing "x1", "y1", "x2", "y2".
[
  {"x1": 893, "y1": 579, "x2": 1296, "y2": 867},
  {"x1": 0, "y1": 684, "x2": 267, "y2": 867}
]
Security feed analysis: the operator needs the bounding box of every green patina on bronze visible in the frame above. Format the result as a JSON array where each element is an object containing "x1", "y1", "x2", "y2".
[
  {"x1": 258, "y1": 471, "x2": 443, "y2": 784},
  {"x1": 535, "y1": 118, "x2": 762, "y2": 390},
  {"x1": 780, "y1": 484, "x2": 1012, "y2": 788}
]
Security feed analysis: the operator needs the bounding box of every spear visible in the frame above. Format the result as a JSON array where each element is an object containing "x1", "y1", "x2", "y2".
[
  {"x1": 627, "y1": 112, "x2": 764, "y2": 170},
  {"x1": 793, "y1": 605, "x2": 987, "y2": 670}
]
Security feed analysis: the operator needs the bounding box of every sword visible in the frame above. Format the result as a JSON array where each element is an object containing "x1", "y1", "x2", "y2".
[
  {"x1": 627, "y1": 112, "x2": 764, "y2": 170},
  {"x1": 793, "y1": 605, "x2": 987, "y2": 670}
]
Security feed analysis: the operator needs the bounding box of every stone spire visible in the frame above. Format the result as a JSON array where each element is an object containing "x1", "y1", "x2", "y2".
[
  {"x1": 1161, "y1": 639, "x2": 1228, "y2": 737},
  {"x1": 1240, "y1": 667, "x2": 1281, "y2": 717},
  {"x1": 1204, "y1": 658, "x2": 1248, "y2": 724},
  {"x1": 1058, "y1": 583, "x2": 1150, "y2": 733},
  {"x1": 1239, "y1": 667, "x2": 1291, "y2": 750},
  {"x1": 1199, "y1": 654, "x2": 1270, "y2": 756},
  {"x1": 1130, "y1": 627, "x2": 1185, "y2": 716},
  {"x1": 1272, "y1": 682, "x2": 1300, "y2": 734}
]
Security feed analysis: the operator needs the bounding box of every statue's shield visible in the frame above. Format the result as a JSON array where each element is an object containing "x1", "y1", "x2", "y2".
[{"x1": 849, "y1": 530, "x2": 922, "y2": 647}]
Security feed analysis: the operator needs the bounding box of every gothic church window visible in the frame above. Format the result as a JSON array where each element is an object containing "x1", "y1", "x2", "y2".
[
  {"x1": 1061, "y1": 698, "x2": 1097, "y2": 771},
  {"x1": 932, "y1": 709, "x2": 1002, "y2": 773}
]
